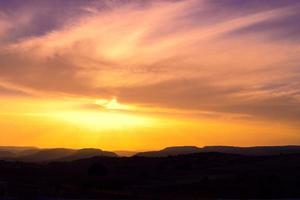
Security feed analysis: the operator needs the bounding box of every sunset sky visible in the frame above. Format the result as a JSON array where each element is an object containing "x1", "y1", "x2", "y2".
[{"x1": 0, "y1": 0, "x2": 300, "y2": 151}]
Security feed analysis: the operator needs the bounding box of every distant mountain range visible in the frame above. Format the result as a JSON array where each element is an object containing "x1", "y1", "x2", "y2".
[
  {"x1": 1, "y1": 145, "x2": 300, "y2": 162},
  {"x1": 0, "y1": 147, "x2": 117, "y2": 162},
  {"x1": 135, "y1": 146, "x2": 201, "y2": 157},
  {"x1": 134, "y1": 145, "x2": 300, "y2": 157}
]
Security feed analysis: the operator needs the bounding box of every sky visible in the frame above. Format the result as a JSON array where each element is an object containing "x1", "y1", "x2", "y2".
[{"x1": 0, "y1": 0, "x2": 300, "y2": 151}]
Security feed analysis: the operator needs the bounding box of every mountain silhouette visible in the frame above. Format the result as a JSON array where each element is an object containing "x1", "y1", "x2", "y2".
[
  {"x1": 201, "y1": 145, "x2": 300, "y2": 155},
  {"x1": 18, "y1": 148, "x2": 76, "y2": 162},
  {"x1": 0, "y1": 147, "x2": 118, "y2": 162},
  {"x1": 2, "y1": 145, "x2": 300, "y2": 161},
  {"x1": 135, "y1": 146, "x2": 201, "y2": 157},
  {"x1": 135, "y1": 145, "x2": 300, "y2": 157},
  {"x1": 57, "y1": 148, "x2": 117, "y2": 161},
  {"x1": 0, "y1": 146, "x2": 37, "y2": 153}
]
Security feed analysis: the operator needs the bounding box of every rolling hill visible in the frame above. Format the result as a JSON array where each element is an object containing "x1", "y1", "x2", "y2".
[
  {"x1": 135, "y1": 145, "x2": 300, "y2": 157},
  {"x1": 0, "y1": 147, "x2": 117, "y2": 162}
]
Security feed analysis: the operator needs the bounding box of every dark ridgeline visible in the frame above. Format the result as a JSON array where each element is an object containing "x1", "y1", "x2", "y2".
[
  {"x1": 0, "y1": 147, "x2": 118, "y2": 162},
  {"x1": 135, "y1": 145, "x2": 300, "y2": 157},
  {"x1": 135, "y1": 146, "x2": 202, "y2": 157},
  {"x1": 0, "y1": 146, "x2": 300, "y2": 199}
]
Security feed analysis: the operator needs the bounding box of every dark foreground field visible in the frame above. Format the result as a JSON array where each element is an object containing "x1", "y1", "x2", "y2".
[{"x1": 1, "y1": 152, "x2": 300, "y2": 199}]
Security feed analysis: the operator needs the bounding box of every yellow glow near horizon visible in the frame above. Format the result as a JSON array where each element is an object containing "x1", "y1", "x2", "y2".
[
  {"x1": 49, "y1": 111, "x2": 153, "y2": 130},
  {"x1": 0, "y1": 97, "x2": 299, "y2": 151},
  {"x1": 0, "y1": 97, "x2": 151, "y2": 131},
  {"x1": 0, "y1": 0, "x2": 300, "y2": 152}
]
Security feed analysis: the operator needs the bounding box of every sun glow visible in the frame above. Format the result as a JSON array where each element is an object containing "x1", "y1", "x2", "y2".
[
  {"x1": 49, "y1": 111, "x2": 152, "y2": 130},
  {"x1": 95, "y1": 97, "x2": 134, "y2": 111},
  {"x1": 1, "y1": 0, "x2": 300, "y2": 150}
]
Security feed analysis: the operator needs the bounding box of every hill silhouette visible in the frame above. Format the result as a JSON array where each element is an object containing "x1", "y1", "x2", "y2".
[
  {"x1": 0, "y1": 147, "x2": 117, "y2": 162},
  {"x1": 0, "y1": 146, "x2": 37, "y2": 154},
  {"x1": 135, "y1": 146, "x2": 201, "y2": 157},
  {"x1": 201, "y1": 145, "x2": 300, "y2": 155},
  {"x1": 18, "y1": 148, "x2": 76, "y2": 162},
  {"x1": 56, "y1": 148, "x2": 118, "y2": 161},
  {"x1": 135, "y1": 145, "x2": 300, "y2": 157},
  {"x1": 2, "y1": 145, "x2": 300, "y2": 161}
]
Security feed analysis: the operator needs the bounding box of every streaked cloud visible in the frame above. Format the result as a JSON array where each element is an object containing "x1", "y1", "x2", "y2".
[
  {"x1": 0, "y1": 0, "x2": 299, "y2": 123},
  {"x1": 0, "y1": 84, "x2": 30, "y2": 97}
]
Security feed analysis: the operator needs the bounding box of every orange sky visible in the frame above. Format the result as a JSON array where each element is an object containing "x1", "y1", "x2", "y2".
[{"x1": 0, "y1": 0, "x2": 300, "y2": 150}]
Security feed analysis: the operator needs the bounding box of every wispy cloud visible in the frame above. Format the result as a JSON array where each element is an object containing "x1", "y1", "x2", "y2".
[{"x1": 0, "y1": 0, "x2": 299, "y2": 122}]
